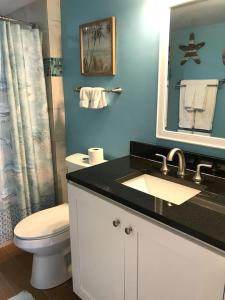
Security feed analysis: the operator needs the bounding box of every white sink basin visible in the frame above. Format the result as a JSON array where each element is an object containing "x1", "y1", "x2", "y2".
[{"x1": 122, "y1": 174, "x2": 200, "y2": 205}]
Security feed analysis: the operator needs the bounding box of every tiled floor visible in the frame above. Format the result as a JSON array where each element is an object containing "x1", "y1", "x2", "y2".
[{"x1": 0, "y1": 243, "x2": 80, "y2": 300}]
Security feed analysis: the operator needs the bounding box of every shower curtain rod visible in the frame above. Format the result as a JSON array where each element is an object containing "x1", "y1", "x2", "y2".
[{"x1": 0, "y1": 15, "x2": 39, "y2": 28}]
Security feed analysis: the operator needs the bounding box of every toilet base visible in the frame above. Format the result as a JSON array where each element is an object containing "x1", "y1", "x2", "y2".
[{"x1": 31, "y1": 249, "x2": 72, "y2": 289}]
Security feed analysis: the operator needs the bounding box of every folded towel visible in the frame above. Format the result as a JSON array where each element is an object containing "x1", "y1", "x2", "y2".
[
  {"x1": 80, "y1": 87, "x2": 92, "y2": 108},
  {"x1": 183, "y1": 80, "x2": 207, "y2": 111},
  {"x1": 179, "y1": 85, "x2": 195, "y2": 129},
  {"x1": 193, "y1": 83, "x2": 207, "y2": 110},
  {"x1": 194, "y1": 80, "x2": 218, "y2": 130},
  {"x1": 90, "y1": 87, "x2": 107, "y2": 109},
  {"x1": 183, "y1": 82, "x2": 196, "y2": 111}
]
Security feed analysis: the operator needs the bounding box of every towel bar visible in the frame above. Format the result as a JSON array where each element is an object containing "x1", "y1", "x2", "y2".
[
  {"x1": 178, "y1": 127, "x2": 212, "y2": 133},
  {"x1": 175, "y1": 79, "x2": 225, "y2": 89},
  {"x1": 74, "y1": 86, "x2": 123, "y2": 95}
]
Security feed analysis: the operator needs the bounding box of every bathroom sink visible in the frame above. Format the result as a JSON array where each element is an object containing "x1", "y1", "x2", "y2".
[{"x1": 122, "y1": 174, "x2": 200, "y2": 205}]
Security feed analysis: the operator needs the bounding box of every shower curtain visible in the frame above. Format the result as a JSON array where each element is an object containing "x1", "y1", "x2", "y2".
[{"x1": 0, "y1": 21, "x2": 55, "y2": 246}]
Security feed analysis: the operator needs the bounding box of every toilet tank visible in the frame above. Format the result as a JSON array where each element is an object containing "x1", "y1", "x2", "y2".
[{"x1": 65, "y1": 153, "x2": 91, "y2": 173}]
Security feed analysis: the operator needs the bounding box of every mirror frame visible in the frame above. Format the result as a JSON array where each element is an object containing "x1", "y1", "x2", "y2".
[{"x1": 156, "y1": 0, "x2": 225, "y2": 150}]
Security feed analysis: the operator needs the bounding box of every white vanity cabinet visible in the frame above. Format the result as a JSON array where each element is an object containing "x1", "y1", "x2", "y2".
[
  {"x1": 68, "y1": 183, "x2": 225, "y2": 300},
  {"x1": 68, "y1": 183, "x2": 138, "y2": 300},
  {"x1": 68, "y1": 183, "x2": 126, "y2": 300},
  {"x1": 135, "y1": 215, "x2": 225, "y2": 300}
]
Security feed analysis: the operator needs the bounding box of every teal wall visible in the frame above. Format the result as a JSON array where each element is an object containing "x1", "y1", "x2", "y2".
[
  {"x1": 61, "y1": 0, "x2": 225, "y2": 159},
  {"x1": 167, "y1": 22, "x2": 225, "y2": 139}
]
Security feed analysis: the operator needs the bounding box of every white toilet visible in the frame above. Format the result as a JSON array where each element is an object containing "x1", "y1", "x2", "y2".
[{"x1": 14, "y1": 153, "x2": 91, "y2": 290}]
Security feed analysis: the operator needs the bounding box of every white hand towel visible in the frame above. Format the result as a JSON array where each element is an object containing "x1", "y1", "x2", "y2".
[
  {"x1": 90, "y1": 87, "x2": 107, "y2": 109},
  {"x1": 183, "y1": 80, "x2": 207, "y2": 111},
  {"x1": 183, "y1": 81, "x2": 196, "y2": 111},
  {"x1": 179, "y1": 85, "x2": 195, "y2": 129},
  {"x1": 194, "y1": 80, "x2": 218, "y2": 130},
  {"x1": 193, "y1": 83, "x2": 207, "y2": 110},
  {"x1": 80, "y1": 87, "x2": 92, "y2": 108}
]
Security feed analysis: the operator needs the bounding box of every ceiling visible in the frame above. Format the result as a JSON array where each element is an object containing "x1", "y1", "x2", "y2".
[
  {"x1": 171, "y1": 0, "x2": 225, "y2": 31},
  {"x1": 0, "y1": 0, "x2": 35, "y2": 15}
]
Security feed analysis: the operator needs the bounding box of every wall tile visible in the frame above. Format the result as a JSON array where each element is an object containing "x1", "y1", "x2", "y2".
[
  {"x1": 55, "y1": 171, "x2": 68, "y2": 203},
  {"x1": 55, "y1": 140, "x2": 67, "y2": 204},
  {"x1": 56, "y1": 139, "x2": 66, "y2": 163},
  {"x1": 47, "y1": 0, "x2": 61, "y2": 22},
  {"x1": 50, "y1": 77, "x2": 65, "y2": 109},
  {"x1": 9, "y1": 0, "x2": 48, "y2": 30},
  {"x1": 48, "y1": 20, "x2": 62, "y2": 57},
  {"x1": 25, "y1": 0, "x2": 48, "y2": 28},
  {"x1": 53, "y1": 107, "x2": 65, "y2": 142},
  {"x1": 44, "y1": 57, "x2": 63, "y2": 76},
  {"x1": 10, "y1": 1, "x2": 50, "y2": 58},
  {"x1": 45, "y1": 77, "x2": 53, "y2": 107},
  {"x1": 41, "y1": 30, "x2": 50, "y2": 58}
]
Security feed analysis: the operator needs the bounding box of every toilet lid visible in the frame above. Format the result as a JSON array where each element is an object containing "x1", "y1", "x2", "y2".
[{"x1": 14, "y1": 204, "x2": 69, "y2": 240}]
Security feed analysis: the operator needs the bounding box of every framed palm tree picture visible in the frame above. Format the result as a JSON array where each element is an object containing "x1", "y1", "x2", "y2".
[{"x1": 80, "y1": 16, "x2": 116, "y2": 75}]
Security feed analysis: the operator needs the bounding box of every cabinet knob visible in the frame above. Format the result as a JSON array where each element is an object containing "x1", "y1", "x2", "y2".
[
  {"x1": 125, "y1": 226, "x2": 133, "y2": 235},
  {"x1": 113, "y1": 219, "x2": 120, "y2": 227}
]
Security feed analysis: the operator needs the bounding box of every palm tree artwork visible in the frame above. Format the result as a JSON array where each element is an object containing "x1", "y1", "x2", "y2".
[{"x1": 80, "y1": 17, "x2": 115, "y2": 75}]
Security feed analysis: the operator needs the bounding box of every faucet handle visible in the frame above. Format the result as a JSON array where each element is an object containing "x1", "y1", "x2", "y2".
[
  {"x1": 193, "y1": 163, "x2": 212, "y2": 184},
  {"x1": 155, "y1": 154, "x2": 169, "y2": 175}
]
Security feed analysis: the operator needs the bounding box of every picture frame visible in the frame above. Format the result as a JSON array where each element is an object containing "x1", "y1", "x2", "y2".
[{"x1": 80, "y1": 16, "x2": 116, "y2": 76}]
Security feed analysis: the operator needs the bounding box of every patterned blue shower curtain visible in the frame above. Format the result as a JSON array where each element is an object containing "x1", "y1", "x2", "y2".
[{"x1": 0, "y1": 21, "x2": 55, "y2": 245}]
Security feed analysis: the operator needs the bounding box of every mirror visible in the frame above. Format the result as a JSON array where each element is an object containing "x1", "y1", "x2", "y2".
[{"x1": 157, "y1": 0, "x2": 225, "y2": 149}]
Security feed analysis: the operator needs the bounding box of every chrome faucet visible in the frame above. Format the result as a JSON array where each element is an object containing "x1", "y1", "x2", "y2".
[
  {"x1": 167, "y1": 148, "x2": 186, "y2": 177},
  {"x1": 155, "y1": 154, "x2": 169, "y2": 175},
  {"x1": 193, "y1": 163, "x2": 212, "y2": 183}
]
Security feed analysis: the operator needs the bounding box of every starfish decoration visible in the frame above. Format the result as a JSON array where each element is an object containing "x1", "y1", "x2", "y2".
[{"x1": 179, "y1": 32, "x2": 205, "y2": 65}]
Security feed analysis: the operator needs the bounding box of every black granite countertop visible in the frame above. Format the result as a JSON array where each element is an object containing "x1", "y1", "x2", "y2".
[{"x1": 66, "y1": 143, "x2": 225, "y2": 252}]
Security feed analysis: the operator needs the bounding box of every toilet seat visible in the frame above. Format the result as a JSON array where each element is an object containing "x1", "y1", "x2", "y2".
[
  {"x1": 14, "y1": 204, "x2": 69, "y2": 240},
  {"x1": 14, "y1": 227, "x2": 70, "y2": 250}
]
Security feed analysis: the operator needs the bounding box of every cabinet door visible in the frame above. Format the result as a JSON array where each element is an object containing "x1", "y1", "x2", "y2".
[
  {"x1": 124, "y1": 213, "x2": 138, "y2": 300},
  {"x1": 135, "y1": 216, "x2": 225, "y2": 300},
  {"x1": 68, "y1": 184, "x2": 125, "y2": 300}
]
